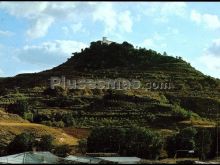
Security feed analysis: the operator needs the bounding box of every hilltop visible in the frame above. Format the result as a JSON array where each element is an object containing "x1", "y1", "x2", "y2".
[{"x1": 0, "y1": 39, "x2": 219, "y2": 94}]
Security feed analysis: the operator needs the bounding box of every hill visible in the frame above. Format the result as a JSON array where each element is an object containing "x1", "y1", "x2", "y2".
[
  {"x1": 0, "y1": 39, "x2": 219, "y2": 159},
  {"x1": 0, "y1": 40, "x2": 219, "y2": 118},
  {"x1": 0, "y1": 39, "x2": 219, "y2": 146}
]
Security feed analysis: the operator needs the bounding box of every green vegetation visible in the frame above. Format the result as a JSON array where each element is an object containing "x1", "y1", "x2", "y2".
[
  {"x1": 7, "y1": 132, "x2": 54, "y2": 155},
  {"x1": 78, "y1": 139, "x2": 87, "y2": 154},
  {"x1": 0, "y1": 88, "x2": 8, "y2": 96},
  {"x1": 166, "y1": 127, "x2": 219, "y2": 160},
  {"x1": 43, "y1": 86, "x2": 67, "y2": 97},
  {"x1": 87, "y1": 126, "x2": 163, "y2": 159},
  {"x1": 7, "y1": 99, "x2": 33, "y2": 121},
  {"x1": 7, "y1": 99, "x2": 29, "y2": 116},
  {"x1": 195, "y1": 128, "x2": 219, "y2": 160},
  {"x1": 166, "y1": 127, "x2": 197, "y2": 157},
  {"x1": 171, "y1": 104, "x2": 194, "y2": 120},
  {"x1": 53, "y1": 145, "x2": 72, "y2": 157}
]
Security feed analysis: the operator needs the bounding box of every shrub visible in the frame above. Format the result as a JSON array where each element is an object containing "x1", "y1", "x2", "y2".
[
  {"x1": 39, "y1": 135, "x2": 54, "y2": 151},
  {"x1": 171, "y1": 105, "x2": 191, "y2": 120},
  {"x1": 166, "y1": 127, "x2": 197, "y2": 157},
  {"x1": 7, "y1": 99, "x2": 29, "y2": 116},
  {"x1": 53, "y1": 145, "x2": 71, "y2": 157},
  {"x1": 78, "y1": 139, "x2": 87, "y2": 154},
  {"x1": 43, "y1": 86, "x2": 67, "y2": 97},
  {"x1": 52, "y1": 121, "x2": 65, "y2": 128},
  {"x1": 7, "y1": 132, "x2": 36, "y2": 154},
  {"x1": 41, "y1": 121, "x2": 53, "y2": 127},
  {"x1": 23, "y1": 112, "x2": 34, "y2": 121},
  {"x1": 195, "y1": 129, "x2": 213, "y2": 160},
  {"x1": 63, "y1": 114, "x2": 76, "y2": 127}
]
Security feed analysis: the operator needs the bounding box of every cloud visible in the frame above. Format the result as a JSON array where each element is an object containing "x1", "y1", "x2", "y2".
[
  {"x1": 190, "y1": 10, "x2": 201, "y2": 24},
  {"x1": 0, "y1": 30, "x2": 14, "y2": 37},
  {"x1": 26, "y1": 16, "x2": 54, "y2": 39},
  {"x1": 92, "y1": 3, "x2": 117, "y2": 34},
  {"x1": 0, "y1": 2, "x2": 48, "y2": 19},
  {"x1": 92, "y1": 2, "x2": 133, "y2": 34},
  {"x1": 1, "y1": 2, "x2": 133, "y2": 39},
  {"x1": 199, "y1": 55, "x2": 220, "y2": 71},
  {"x1": 196, "y1": 39, "x2": 220, "y2": 78},
  {"x1": 140, "y1": 35, "x2": 167, "y2": 51},
  {"x1": 160, "y1": 2, "x2": 187, "y2": 17},
  {"x1": 0, "y1": 2, "x2": 78, "y2": 20},
  {"x1": 190, "y1": 10, "x2": 220, "y2": 30},
  {"x1": 0, "y1": 2, "x2": 83, "y2": 39},
  {"x1": 62, "y1": 22, "x2": 87, "y2": 35},
  {"x1": 203, "y1": 14, "x2": 220, "y2": 30},
  {"x1": 140, "y1": 30, "x2": 179, "y2": 51},
  {"x1": 0, "y1": 2, "x2": 52, "y2": 39},
  {"x1": 141, "y1": 39, "x2": 156, "y2": 48},
  {"x1": 118, "y1": 10, "x2": 133, "y2": 33},
  {"x1": 140, "y1": 2, "x2": 187, "y2": 23},
  {"x1": 16, "y1": 40, "x2": 87, "y2": 67},
  {"x1": 206, "y1": 39, "x2": 220, "y2": 57},
  {"x1": 198, "y1": 55, "x2": 220, "y2": 78}
]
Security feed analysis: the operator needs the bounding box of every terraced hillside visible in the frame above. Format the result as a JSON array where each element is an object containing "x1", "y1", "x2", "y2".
[
  {"x1": 0, "y1": 40, "x2": 219, "y2": 120},
  {"x1": 0, "y1": 41, "x2": 219, "y2": 128}
]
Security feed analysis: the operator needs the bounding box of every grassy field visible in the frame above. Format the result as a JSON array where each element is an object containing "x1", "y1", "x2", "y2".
[{"x1": 0, "y1": 108, "x2": 78, "y2": 147}]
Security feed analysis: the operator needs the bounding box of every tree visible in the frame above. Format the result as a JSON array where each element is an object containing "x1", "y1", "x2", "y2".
[
  {"x1": 166, "y1": 127, "x2": 197, "y2": 157},
  {"x1": 87, "y1": 127, "x2": 125, "y2": 153},
  {"x1": 78, "y1": 139, "x2": 87, "y2": 154},
  {"x1": 54, "y1": 145, "x2": 71, "y2": 157},
  {"x1": 7, "y1": 133, "x2": 55, "y2": 155},
  {"x1": 163, "y1": 51, "x2": 168, "y2": 56},
  {"x1": 7, "y1": 99, "x2": 29, "y2": 116},
  {"x1": 177, "y1": 127, "x2": 197, "y2": 150},
  {"x1": 122, "y1": 41, "x2": 134, "y2": 49},
  {"x1": 166, "y1": 135, "x2": 178, "y2": 157},
  {"x1": 87, "y1": 126, "x2": 163, "y2": 159},
  {"x1": 123, "y1": 126, "x2": 163, "y2": 159},
  {"x1": 7, "y1": 132, "x2": 36, "y2": 154},
  {"x1": 196, "y1": 129, "x2": 213, "y2": 160},
  {"x1": 39, "y1": 135, "x2": 54, "y2": 151}
]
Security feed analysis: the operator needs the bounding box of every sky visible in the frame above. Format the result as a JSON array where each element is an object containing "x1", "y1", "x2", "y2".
[{"x1": 0, "y1": 2, "x2": 220, "y2": 78}]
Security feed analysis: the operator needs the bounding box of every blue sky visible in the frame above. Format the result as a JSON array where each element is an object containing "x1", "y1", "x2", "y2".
[{"x1": 0, "y1": 2, "x2": 220, "y2": 78}]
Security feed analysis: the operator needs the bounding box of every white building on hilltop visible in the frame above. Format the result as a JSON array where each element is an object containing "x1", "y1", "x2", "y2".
[{"x1": 101, "y1": 37, "x2": 113, "y2": 45}]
